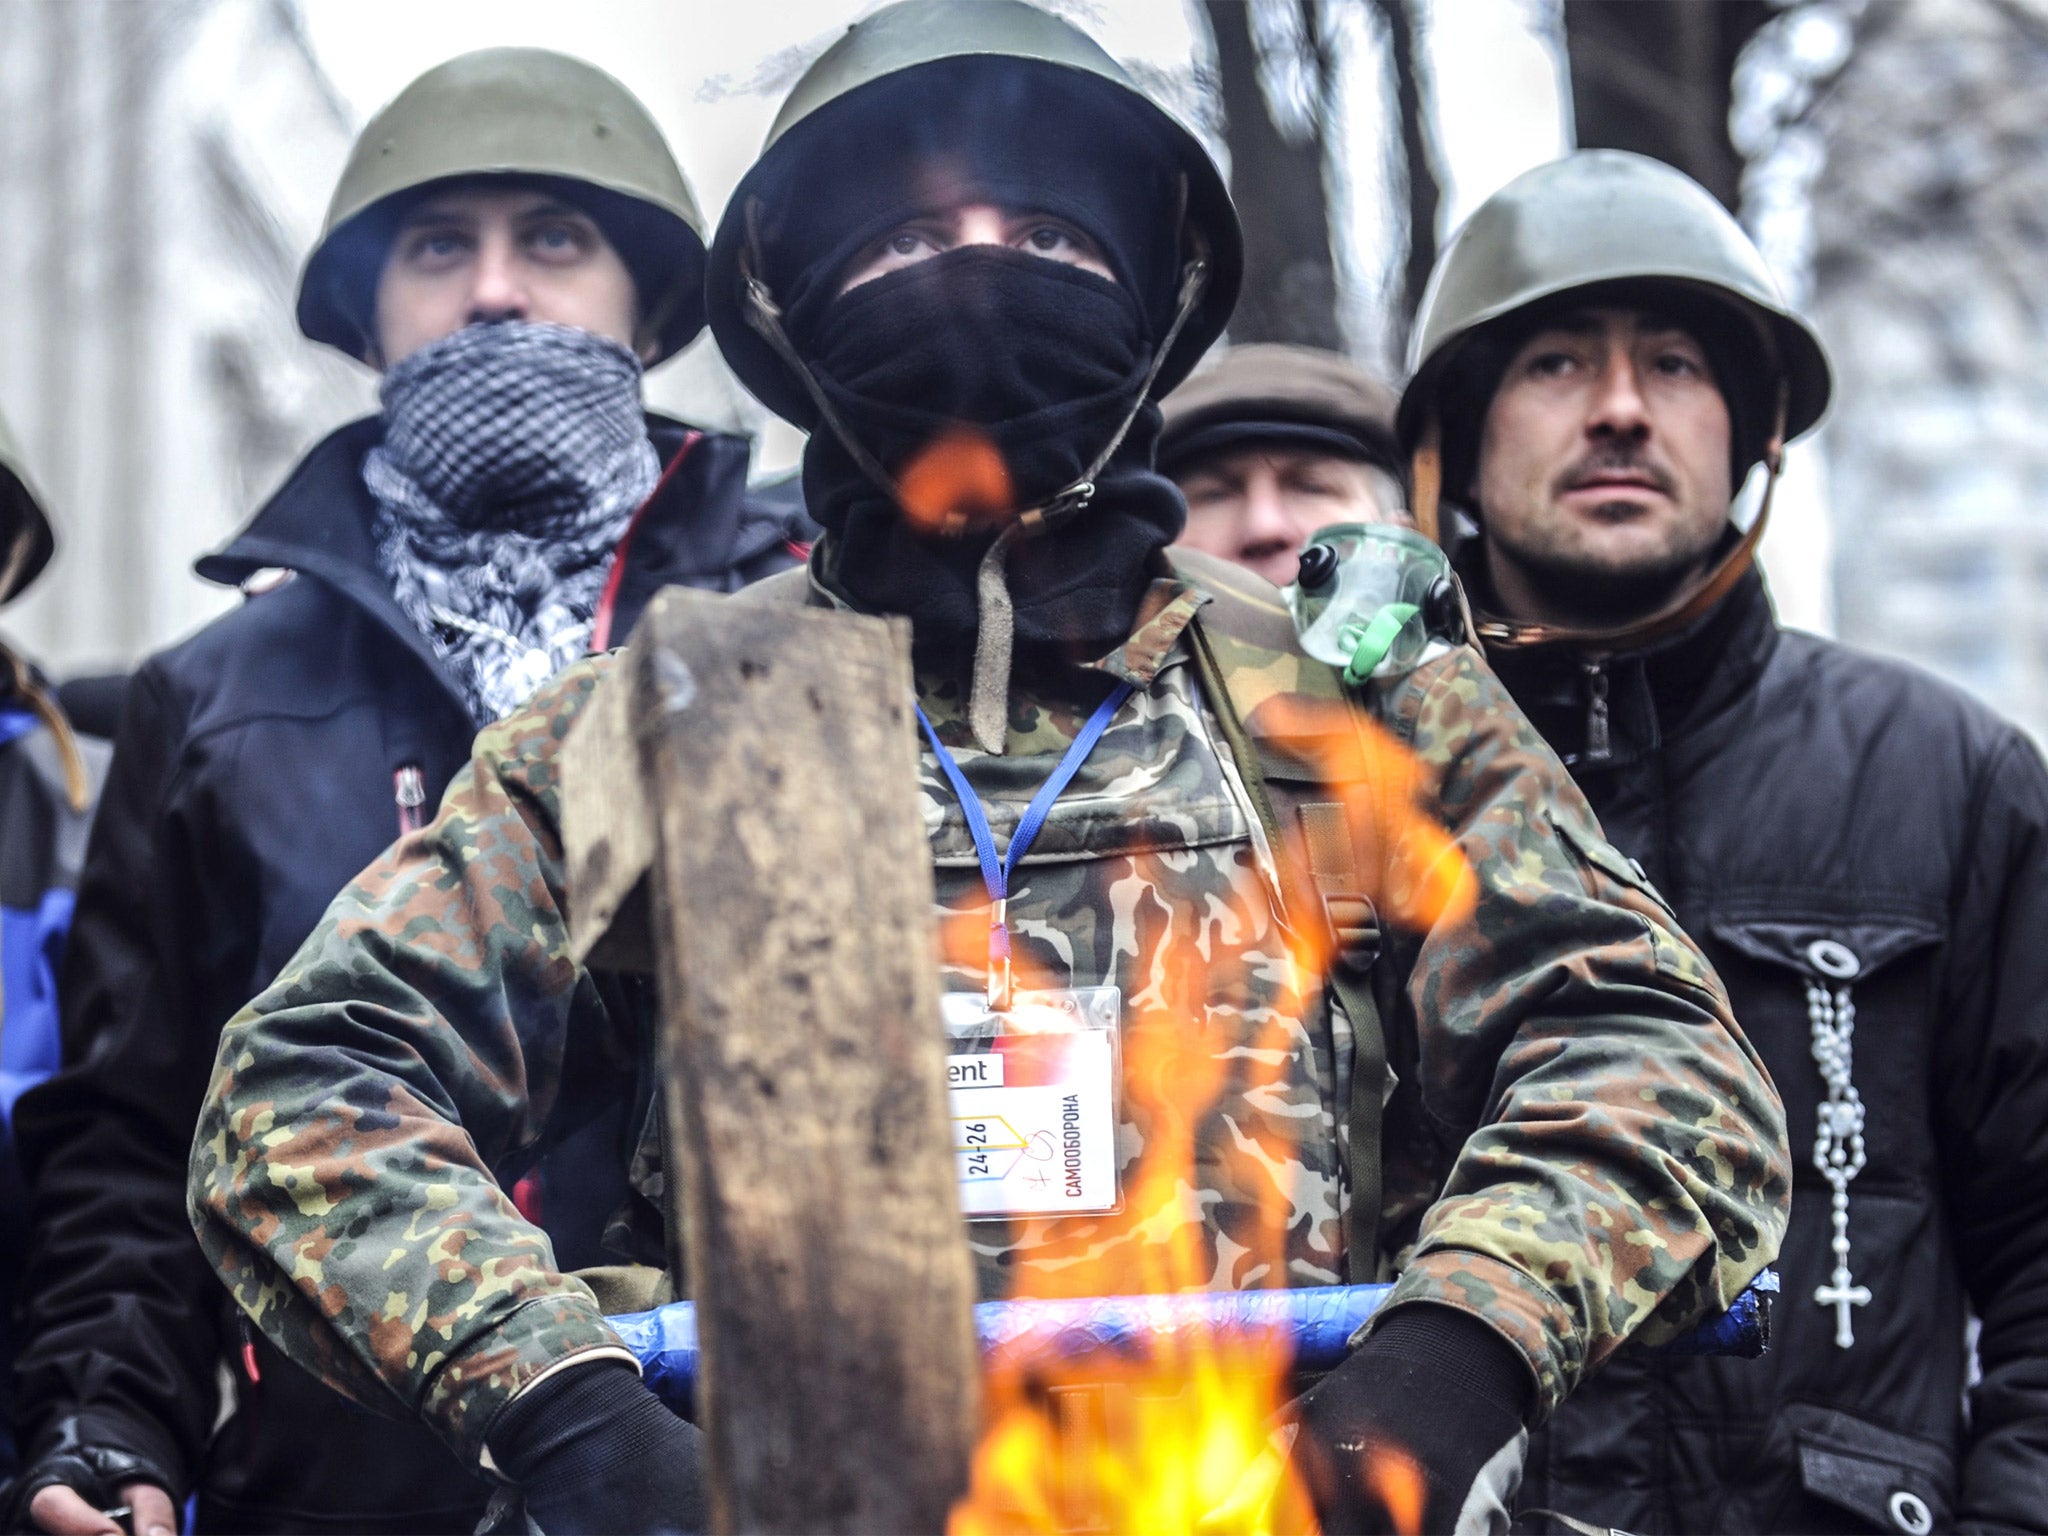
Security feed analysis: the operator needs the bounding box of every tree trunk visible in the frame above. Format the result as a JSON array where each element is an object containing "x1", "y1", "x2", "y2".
[
  {"x1": 1202, "y1": 0, "x2": 1342, "y2": 349},
  {"x1": 1562, "y1": 0, "x2": 1773, "y2": 209},
  {"x1": 1373, "y1": 0, "x2": 1440, "y2": 357}
]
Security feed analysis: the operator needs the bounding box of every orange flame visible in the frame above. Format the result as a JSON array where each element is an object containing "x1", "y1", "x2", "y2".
[
  {"x1": 946, "y1": 924, "x2": 1319, "y2": 1536},
  {"x1": 941, "y1": 674, "x2": 1477, "y2": 1535},
  {"x1": 899, "y1": 427, "x2": 1014, "y2": 535},
  {"x1": 1365, "y1": 1446, "x2": 1426, "y2": 1536},
  {"x1": 1250, "y1": 695, "x2": 1478, "y2": 937}
]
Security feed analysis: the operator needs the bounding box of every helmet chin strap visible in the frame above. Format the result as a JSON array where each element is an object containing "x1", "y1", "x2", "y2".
[
  {"x1": 1409, "y1": 417, "x2": 1443, "y2": 546},
  {"x1": 740, "y1": 225, "x2": 1210, "y2": 754},
  {"x1": 1429, "y1": 381, "x2": 1790, "y2": 654},
  {"x1": 3, "y1": 640, "x2": 88, "y2": 814},
  {"x1": 0, "y1": 522, "x2": 33, "y2": 607}
]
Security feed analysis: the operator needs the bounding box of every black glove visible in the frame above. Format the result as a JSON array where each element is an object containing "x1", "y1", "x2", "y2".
[
  {"x1": 487, "y1": 1361, "x2": 707, "y2": 1536},
  {"x1": 1293, "y1": 1304, "x2": 1533, "y2": 1535},
  {"x1": 0, "y1": 1415, "x2": 180, "y2": 1535}
]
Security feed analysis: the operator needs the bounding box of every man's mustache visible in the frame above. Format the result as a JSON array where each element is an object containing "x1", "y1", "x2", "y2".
[{"x1": 1554, "y1": 446, "x2": 1678, "y2": 500}]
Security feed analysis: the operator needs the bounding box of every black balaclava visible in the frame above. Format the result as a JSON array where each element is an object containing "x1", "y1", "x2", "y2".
[
  {"x1": 757, "y1": 57, "x2": 1189, "y2": 361},
  {"x1": 797, "y1": 247, "x2": 1182, "y2": 659},
  {"x1": 748, "y1": 57, "x2": 1194, "y2": 699}
]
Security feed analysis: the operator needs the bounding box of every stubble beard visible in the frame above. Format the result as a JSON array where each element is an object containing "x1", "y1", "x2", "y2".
[{"x1": 1488, "y1": 502, "x2": 1726, "y2": 626}]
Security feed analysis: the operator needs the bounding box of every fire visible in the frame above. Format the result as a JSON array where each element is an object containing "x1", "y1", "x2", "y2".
[
  {"x1": 1365, "y1": 1446, "x2": 1426, "y2": 1536},
  {"x1": 899, "y1": 427, "x2": 1014, "y2": 535},
  {"x1": 945, "y1": 940, "x2": 1318, "y2": 1536},
  {"x1": 1251, "y1": 695, "x2": 1479, "y2": 938},
  {"x1": 941, "y1": 672, "x2": 1473, "y2": 1536}
]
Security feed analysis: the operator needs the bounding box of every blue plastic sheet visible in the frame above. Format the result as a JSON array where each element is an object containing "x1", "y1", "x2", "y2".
[
  {"x1": 1646, "y1": 1265, "x2": 1779, "y2": 1357},
  {"x1": 612, "y1": 1269, "x2": 1778, "y2": 1415}
]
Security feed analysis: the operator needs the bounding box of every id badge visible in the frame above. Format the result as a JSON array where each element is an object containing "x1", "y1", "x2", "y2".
[{"x1": 941, "y1": 986, "x2": 1122, "y2": 1220}]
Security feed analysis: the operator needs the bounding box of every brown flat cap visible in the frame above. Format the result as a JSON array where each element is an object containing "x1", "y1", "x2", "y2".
[{"x1": 1158, "y1": 343, "x2": 1399, "y2": 478}]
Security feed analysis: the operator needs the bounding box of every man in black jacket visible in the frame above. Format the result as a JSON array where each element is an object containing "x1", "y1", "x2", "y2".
[
  {"x1": 3, "y1": 50, "x2": 809, "y2": 1536},
  {"x1": 1396, "y1": 149, "x2": 2048, "y2": 1533}
]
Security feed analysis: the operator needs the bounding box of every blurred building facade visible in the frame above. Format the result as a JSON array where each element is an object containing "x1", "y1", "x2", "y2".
[
  {"x1": 0, "y1": 0, "x2": 373, "y2": 676},
  {"x1": 1804, "y1": 0, "x2": 2048, "y2": 740}
]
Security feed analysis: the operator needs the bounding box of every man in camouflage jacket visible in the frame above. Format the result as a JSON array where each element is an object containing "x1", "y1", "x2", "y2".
[{"x1": 188, "y1": 6, "x2": 1789, "y2": 1533}]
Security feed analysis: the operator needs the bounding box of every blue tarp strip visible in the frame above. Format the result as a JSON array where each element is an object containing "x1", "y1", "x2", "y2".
[{"x1": 614, "y1": 1270, "x2": 1777, "y2": 1414}]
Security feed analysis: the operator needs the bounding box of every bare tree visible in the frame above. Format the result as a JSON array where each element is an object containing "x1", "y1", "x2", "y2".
[
  {"x1": 1200, "y1": 0, "x2": 1342, "y2": 348},
  {"x1": 1196, "y1": 0, "x2": 1441, "y2": 362},
  {"x1": 1372, "y1": 0, "x2": 1439, "y2": 359},
  {"x1": 1805, "y1": 0, "x2": 2048, "y2": 734},
  {"x1": 1562, "y1": 0, "x2": 1774, "y2": 209}
]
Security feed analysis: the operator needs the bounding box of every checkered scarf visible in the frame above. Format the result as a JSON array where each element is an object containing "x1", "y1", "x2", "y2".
[{"x1": 366, "y1": 321, "x2": 660, "y2": 724}]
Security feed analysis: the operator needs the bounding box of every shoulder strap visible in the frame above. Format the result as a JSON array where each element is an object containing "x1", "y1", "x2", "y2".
[{"x1": 1182, "y1": 609, "x2": 1386, "y2": 1280}]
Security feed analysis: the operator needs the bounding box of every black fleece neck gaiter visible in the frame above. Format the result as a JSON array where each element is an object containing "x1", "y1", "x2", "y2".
[{"x1": 796, "y1": 246, "x2": 1184, "y2": 654}]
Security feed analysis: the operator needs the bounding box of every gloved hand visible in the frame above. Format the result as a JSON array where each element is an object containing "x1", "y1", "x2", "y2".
[
  {"x1": 1291, "y1": 1304, "x2": 1534, "y2": 1536},
  {"x1": 486, "y1": 1360, "x2": 707, "y2": 1536},
  {"x1": 0, "y1": 1418, "x2": 180, "y2": 1536}
]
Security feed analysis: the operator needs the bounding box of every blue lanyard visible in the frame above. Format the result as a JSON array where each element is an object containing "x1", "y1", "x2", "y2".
[{"x1": 916, "y1": 679, "x2": 1136, "y2": 1010}]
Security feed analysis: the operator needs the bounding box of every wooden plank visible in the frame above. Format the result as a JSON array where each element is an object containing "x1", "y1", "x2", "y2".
[
  {"x1": 561, "y1": 571, "x2": 813, "y2": 973},
  {"x1": 618, "y1": 586, "x2": 979, "y2": 1534},
  {"x1": 560, "y1": 637, "x2": 657, "y2": 972}
]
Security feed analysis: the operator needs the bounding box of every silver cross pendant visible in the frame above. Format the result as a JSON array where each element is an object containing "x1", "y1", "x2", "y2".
[{"x1": 1816, "y1": 1272, "x2": 1871, "y2": 1348}]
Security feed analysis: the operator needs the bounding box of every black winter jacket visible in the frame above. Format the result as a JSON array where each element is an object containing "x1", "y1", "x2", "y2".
[
  {"x1": 1488, "y1": 570, "x2": 2048, "y2": 1534},
  {"x1": 9, "y1": 416, "x2": 810, "y2": 1533}
]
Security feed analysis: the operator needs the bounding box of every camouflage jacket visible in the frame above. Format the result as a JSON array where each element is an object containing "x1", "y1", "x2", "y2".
[{"x1": 189, "y1": 547, "x2": 1789, "y2": 1468}]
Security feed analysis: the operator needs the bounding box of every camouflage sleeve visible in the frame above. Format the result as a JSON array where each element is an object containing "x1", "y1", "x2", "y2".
[
  {"x1": 1372, "y1": 644, "x2": 1791, "y2": 1417},
  {"x1": 187, "y1": 658, "x2": 633, "y2": 1468}
]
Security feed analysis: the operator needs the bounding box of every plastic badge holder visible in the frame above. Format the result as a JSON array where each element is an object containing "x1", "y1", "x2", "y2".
[
  {"x1": 1287, "y1": 523, "x2": 1452, "y2": 683},
  {"x1": 941, "y1": 985, "x2": 1123, "y2": 1220}
]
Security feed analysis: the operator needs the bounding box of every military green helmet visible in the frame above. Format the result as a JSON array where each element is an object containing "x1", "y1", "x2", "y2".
[
  {"x1": 0, "y1": 408, "x2": 54, "y2": 607},
  {"x1": 705, "y1": 0, "x2": 1242, "y2": 426},
  {"x1": 1397, "y1": 150, "x2": 1831, "y2": 456},
  {"x1": 298, "y1": 48, "x2": 707, "y2": 364}
]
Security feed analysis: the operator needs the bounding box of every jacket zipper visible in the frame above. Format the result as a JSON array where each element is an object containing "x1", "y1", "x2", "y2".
[
  {"x1": 393, "y1": 763, "x2": 427, "y2": 836},
  {"x1": 1582, "y1": 658, "x2": 1612, "y2": 761}
]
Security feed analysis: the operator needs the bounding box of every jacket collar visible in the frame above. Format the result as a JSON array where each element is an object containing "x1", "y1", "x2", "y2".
[
  {"x1": 195, "y1": 413, "x2": 760, "y2": 708},
  {"x1": 1471, "y1": 553, "x2": 1780, "y2": 773}
]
